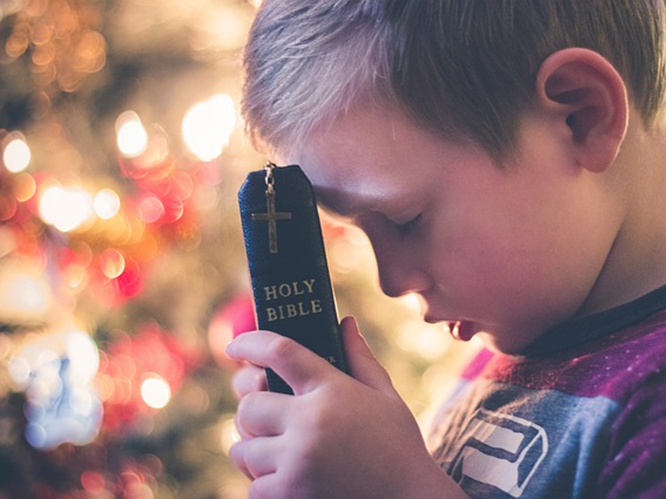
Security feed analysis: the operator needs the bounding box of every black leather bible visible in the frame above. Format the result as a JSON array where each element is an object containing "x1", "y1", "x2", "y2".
[{"x1": 238, "y1": 163, "x2": 349, "y2": 394}]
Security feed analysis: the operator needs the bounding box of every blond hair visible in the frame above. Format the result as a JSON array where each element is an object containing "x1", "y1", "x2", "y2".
[{"x1": 242, "y1": 0, "x2": 666, "y2": 158}]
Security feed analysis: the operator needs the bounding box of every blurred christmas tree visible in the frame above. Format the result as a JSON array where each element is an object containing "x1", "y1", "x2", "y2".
[{"x1": 0, "y1": 1, "x2": 474, "y2": 497}]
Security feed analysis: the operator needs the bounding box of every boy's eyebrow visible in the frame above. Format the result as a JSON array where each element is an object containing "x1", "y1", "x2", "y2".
[
  {"x1": 314, "y1": 188, "x2": 354, "y2": 217},
  {"x1": 313, "y1": 186, "x2": 368, "y2": 219}
]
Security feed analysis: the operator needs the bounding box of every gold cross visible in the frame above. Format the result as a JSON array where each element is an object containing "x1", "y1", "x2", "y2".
[{"x1": 251, "y1": 187, "x2": 292, "y2": 254}]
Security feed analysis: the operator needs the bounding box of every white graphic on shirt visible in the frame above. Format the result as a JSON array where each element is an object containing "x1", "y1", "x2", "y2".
[{"x1": 449, "y1": 408, "x2": 548, "y2": 497}]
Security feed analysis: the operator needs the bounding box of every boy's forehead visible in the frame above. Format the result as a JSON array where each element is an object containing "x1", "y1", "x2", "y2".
[
  {"x1": 298, "y1": 151, "x2": 394, "y2": 217},
  {"x1": 289, "y1": 102, "x2": 451, "y2": 214},
  {"x1": 292, "y1": 106, "x2": 438, "y2": 209},
  {"x1": 294, "y1": 103, "x2": 421, "y2": 182}
]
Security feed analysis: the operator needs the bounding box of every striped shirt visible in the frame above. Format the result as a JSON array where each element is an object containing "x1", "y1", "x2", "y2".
[{"x1": 428, "y1": 284, "x2": 666, "y2": 498}]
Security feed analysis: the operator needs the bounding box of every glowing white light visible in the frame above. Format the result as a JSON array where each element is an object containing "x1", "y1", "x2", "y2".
[
  {"x1": 10, "y1": 330, "x2": 103, "y2": 451},
  {"x1": 141, "y1": 374, "x2": 172, "y2": 409},
  {"x1": 0, "y1": 271, "x2": 51, "y2": 317},
  {"x1": 94, "y1": 188, "x2": 121, "y2": 219},
  {"x1": 65, "y1": 331, "x2": 99, "y2": 385},
  {"x1": 399, "y1": 293, "x2": 426, "y2": 315},
  {"x1": 8, "y1": 355, "x2": 31, "y2": 387},
  {"x1": 398, "y1": 322, "x2": 451, "y2": 360},
  {"x1": 3, "y1": 136, "x2": 31, "y2": 173},
  {"x1": 25, "y1": 423, "x2": 48, "y2": 449},
  {"x1": 116, "y1": 111, "x2": 148, "y2": 158},
  {"x1": 39, "y1": 185, "x2": 94, "y2": 232},
  {"x1": 182, "y1": 94, "x2": 236, "y2": 161},
  {"x1": 220, "y1": 415, "x2": 241, "y2": 455}
]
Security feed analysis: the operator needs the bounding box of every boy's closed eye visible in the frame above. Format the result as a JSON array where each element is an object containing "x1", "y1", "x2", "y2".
[{"x1": 395, "y1": 214, "x2": 423, "y2": 236}]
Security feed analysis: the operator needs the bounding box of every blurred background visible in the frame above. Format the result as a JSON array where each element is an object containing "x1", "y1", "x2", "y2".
[{"x1": 0, "y1": 1, "x2": 475, "y2": 497}]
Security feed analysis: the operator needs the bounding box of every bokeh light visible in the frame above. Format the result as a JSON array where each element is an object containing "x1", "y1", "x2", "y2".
[
  {"x1": 13, "y1": 172, "x2": 37, "y2": 202},
  {"x1": 398, "y1": 321, "x2": 452, "y2": 360},
  {"x1": 0, "y1": 259, "x2": 52, "y2": 320},
  {"x1": 65, "y1": 330, "x2": 101, "y2": 384},
  {"x1": 3, "y1": 134, "x2": 32, "y2": 173},
  {"x1": 100, "y1": 248, "x2": 126, "y2": 279},
  {"x1": 136, "y1": 194, "x2": 165, "y2": 224},
  {"x1": 39, "y1": 184, "x2": 94, "y2": 232},
  {"x1": 140, "y1": 374, "x2": 171, "y2": 409},
  {"x1": 10, "y1": 330, "x2": 103, "y2": 450},
  {"x1": 182, "y1": 94, "x2": 236, "y2": 161},
  {"x1": 116, "y1": 111, "x2": 149, "y2": 158},
  {"x1": 94, "y1": 188, "x2": 121, "y2": 220},
  {"x1": 220, "y1": 414, "x2": 241, "y2": 455}
]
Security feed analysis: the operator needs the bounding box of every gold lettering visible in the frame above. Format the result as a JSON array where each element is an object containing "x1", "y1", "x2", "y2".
[
  {"x1": 286, "y1": 303, "x2": 298, "y2": 318},
  {"x1": 264, "y1": 285, "x2": 278, "y2": 301},
  {"x1": 303, "y1": 279, "x2": 316, "y2": 294},
  {"x1": 292, "y1": 281, "x2": 305, "y2": 296},
  {"x1": 264, "y1": 300, "x2": 324, "y2": 322},
  {"x1": 296, "y1": 301, "x2": 310, "y2": 316},
  {"x1": 278, "y1": 283, "x2": 292, "y2": 298},
  {"x1": 264, "y1": 279, "x2": 318, "y2": 302},
  {"x1": 262, "y1": 280, "x2": 323, "y2": 322}
]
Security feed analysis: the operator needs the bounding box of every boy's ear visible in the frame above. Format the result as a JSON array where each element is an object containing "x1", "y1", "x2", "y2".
[{"x1": 535, "y1": 48, "x2": 629, "y2": 172}]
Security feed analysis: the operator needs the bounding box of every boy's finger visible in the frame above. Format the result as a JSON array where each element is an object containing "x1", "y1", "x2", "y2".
[
  {"x1": 236, "y1": 391, "x2": 288, "y2": 437},
  {"x1": 228, "y1": 439, "x2": 253, "y2": 480},
  {"x1": 232, "y1": 364, "x2": 267, "y2": 398},
  {"x1": 249, "y1": 473, "x2": 285, "y2": 499},
  {"x1": 242, "y1": 436, "x2": 282, "y2": 479},
  {"x1": 341, "y1": 316, "x2": 395, "y2": 393},
  {"x1": 226, "y1": 331, "x2": 335, "y2": 395}
]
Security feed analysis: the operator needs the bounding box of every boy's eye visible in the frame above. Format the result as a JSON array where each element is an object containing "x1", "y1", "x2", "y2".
[{"x1": 396, "y1": 214, "x2": 422, "y2": 235}]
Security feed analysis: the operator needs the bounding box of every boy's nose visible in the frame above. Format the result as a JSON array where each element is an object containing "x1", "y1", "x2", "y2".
[{"x1": 372, "y1": 241, "x2": 430, "y2": 298}]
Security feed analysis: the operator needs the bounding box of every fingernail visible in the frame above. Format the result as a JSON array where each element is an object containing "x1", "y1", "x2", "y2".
[{"x1": 225, "y1": 339, "x2": 237, "y2": 357}]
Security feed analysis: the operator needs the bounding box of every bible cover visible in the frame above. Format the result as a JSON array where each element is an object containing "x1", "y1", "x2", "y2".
[{"x1": 238, "y1": 164, "x2": 349, "y2": 394}]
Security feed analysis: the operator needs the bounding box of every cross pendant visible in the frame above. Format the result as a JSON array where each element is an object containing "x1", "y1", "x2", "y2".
[{"x1": 251, "y1": 187, "x2": 292, "y2": 254}]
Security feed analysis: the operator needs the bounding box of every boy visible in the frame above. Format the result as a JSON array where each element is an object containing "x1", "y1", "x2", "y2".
[{"x1": 225, "y1": 1, "x2": 666, "y2": 497}]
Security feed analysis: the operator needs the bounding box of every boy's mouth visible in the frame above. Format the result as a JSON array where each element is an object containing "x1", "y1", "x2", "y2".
[{"x1": 447, "y1": 321, "x2": 476, "y2": 341}]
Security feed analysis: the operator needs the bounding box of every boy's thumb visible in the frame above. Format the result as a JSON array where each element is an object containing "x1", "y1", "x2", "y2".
[{"x1": 340, "y1": 316, "x2": 396, "y2": 393}]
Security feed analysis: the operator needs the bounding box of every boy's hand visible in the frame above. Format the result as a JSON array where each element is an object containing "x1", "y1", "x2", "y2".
[{"x1": 226, "y1": 316, "x2": 465, "y2": 499}]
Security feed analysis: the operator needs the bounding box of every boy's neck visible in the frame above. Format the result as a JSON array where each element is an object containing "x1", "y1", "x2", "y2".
[{"x1": 577, "y1": 115, "x2": 666, "y2": 317}]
